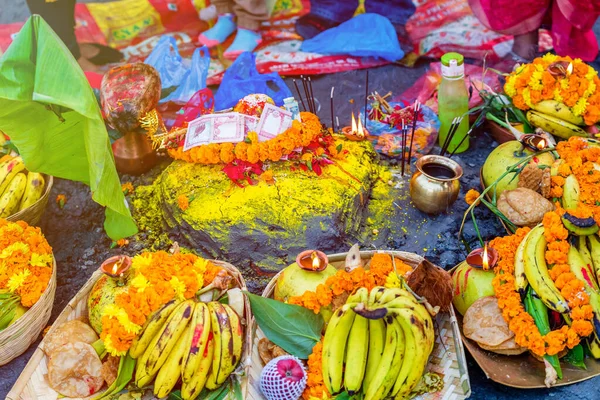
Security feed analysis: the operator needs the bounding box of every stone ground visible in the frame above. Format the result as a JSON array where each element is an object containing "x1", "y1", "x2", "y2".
[{"x1": 1, "y1": 2, "x2": 600, "y2": 400}]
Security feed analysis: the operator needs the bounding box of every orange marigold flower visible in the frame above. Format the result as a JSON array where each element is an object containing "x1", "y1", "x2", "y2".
[
  {"x1": 121, "y1": 182, "x2": 134, "y2": 195},
  {"x1": 465, "y1": 189, "x2": 481, "y2": 206},
  {"x1": 56, "y1": 194, "x2": 67, "y2": 209},
  {"x1": 177, "y1": 195, "x2": 189, "y2": 211}
]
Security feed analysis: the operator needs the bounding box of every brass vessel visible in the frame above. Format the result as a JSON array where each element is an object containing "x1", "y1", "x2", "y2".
[
  {"x1": 410, "y1": 155, "x2": 463, "y2": 214},
  {"x1": 111, "y1": 132, "x2": 158, "y2": 176}
]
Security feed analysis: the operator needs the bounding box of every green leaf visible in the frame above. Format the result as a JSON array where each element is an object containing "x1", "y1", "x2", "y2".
[
  {"x1": 219, "y1": 293, "x2": 229, "y2": 304},
  {"x1": 335, "y1": 392, "x2": 351, "y2": 400},
  {"x1": 197, "y1": 384, "x2": 229, "y2": 400},
  {"x1": 336, "y1": 144, "x2": 343, "y2": 153},
  {"x1": 564, "y1": 345, "x2": 586, "y2": 370},
  {"x1": 245, "y1": 292, "x2": 323, "y2": 358},
  {"x1": 95, "y1": 353, "x2": 136, "y2": 399},
  {"x1": 167, "y1": 391, "x2": 183, "y2": 400},
  {"x1": 231, "y1": 377, "x2": 243, "y2": 400}
]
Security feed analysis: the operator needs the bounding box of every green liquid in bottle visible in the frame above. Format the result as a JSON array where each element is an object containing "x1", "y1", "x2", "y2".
[{"x1": 438, "y1": 52, "x2": 470, "y2": 154}]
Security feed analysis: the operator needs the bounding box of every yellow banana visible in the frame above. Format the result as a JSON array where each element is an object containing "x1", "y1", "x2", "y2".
[
  {"x1": 205, "y1": 302, "x2": 225, "y2": 389},
  {"x1": 562, "y1": 174, "x2": 580, "y2": 210},
  {"x1": 181, "y1": 302, "x2": 211, "y2": 383},
  {"x1": 514, "y1": 228, "x2": 534, "y2": 295},
  {"x1": 374, "y1": 287, "x2": 415, "y2": 306},
  {"x1": 368, "y1": 286, "x2": 386, "y2": 307},
  {"x1": 526, "y1": 110, "x2": 587, "y2": 140},
  {"x1": 223, "y1": 304, "x2": 243, "y2": 376},
  {"x1": 567, "y1": 246, "x2": 600, "y2": 338},
  {"x1": 19, "y1": 172, "x2": 45, "y2": 211},
  {"x1": 531, "y1": 100, "x2": 584, "y2": 126},
  {"x1": 154, "y1": 324, "x2": 192, "y2": 398},
  {"x1": 0, "y1": 173, "x2": 26, "y2": 217},
  {"x1": 523, "y1": 226, "x2": 569, "y2": 313},
  {"x1": 130, "y1": 299, "x2": 181, "y2": 359},
  {"x1": 588, "y1": 337, "x2": 600, "y2": 359},
  {"x1": 181, "y1": 334, "x2": 215, "y2": 399},
  {"x1": 384, "y1": 296, "x2": 434, "y2": 350},
  {"x1": 343, "y1": 314, "x2": 369, "y2": 394},
  {"x1": 215, "y1": 304, "x2": 236, "y2": 385},
  {"x1": 577, "y1": 236, "x2": 599, "y2": 291},
  {"x1": 0, "y1": 156, "x2": 25, "y2": 197},
  {"x1": 587, "y1": 234, "x2": 600, "y2": 284},
  {"x1": 392, "y1": 310, "x2": 431, "y2": 399},
  {"x1": 140, "y1": 300, "x2": 194, "y2": 382},
  {"x1": 322, "y1": 303, "x2": 356, "y2": 394},
  {"x1": 363, "y1": 318, "x2": 385, "y2": 394},
  {"x1": 364, "y1": 316, "x2": 402, "y2": 400}
]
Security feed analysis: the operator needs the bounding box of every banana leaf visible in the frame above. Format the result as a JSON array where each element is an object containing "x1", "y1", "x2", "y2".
[{"x1": 0, "y1": 16, "x2": 137, "y2": 240}]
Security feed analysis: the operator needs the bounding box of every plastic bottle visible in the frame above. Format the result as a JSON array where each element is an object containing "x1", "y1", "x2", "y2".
[
  {"x1": 283, "y1": 97, "x2": 301, "y2": 121},
  {"x1": 437, "y1": 52, "x2": 470, "y2": 154}
]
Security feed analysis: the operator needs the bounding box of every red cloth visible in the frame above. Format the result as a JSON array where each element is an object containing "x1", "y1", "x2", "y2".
[{"x1": 468, "y1": 0, "x2": 600, "y2": 61}]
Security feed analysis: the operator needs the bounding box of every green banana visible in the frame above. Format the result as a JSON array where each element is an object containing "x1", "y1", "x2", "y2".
[
  {"x1": 19, "y1": 172, "x2": 45, "y2": 211},
  {"x1": 363, "y1": 318, "x2": 386, "y2": 394},
  {"x1": 343, "y1": 314, "x2": 369, "y2": 394},
  {"x1": 523, "y1": 226, "x2": 569, "y2": 313},
  {"x1": 130, "y1": 299, "x2": 180, "y2": 359},
  {"x1": 181, "y1": 302, "x2": 211, "y2": 383},
  {"x1": 364, "y1": 316, "x2": 402, "y2": 400},
  {"x1": 577, "y1": 236, "x2": 599, "y2": 291},
  {"x1": 531, "y1": 100, "x2": 584, "y2": 126},
  {"x1": 322, "y1": 303, "x2": 357, "y2": 394},
  {"x1": 515, "y1": 228, "x2": 534, "y2": 295},
  {"x1": 154, "y1": 324, "x2": 192, "y2": 398},
  {"x1": 0, "y1": 173, "x2": 26, "y2": 217},
  {"x1": 562, "y1": 174, "x2": 580, "y2": 209},
  {"x1": 526, "y1": 110, "x2": 587, "y2": 139}
]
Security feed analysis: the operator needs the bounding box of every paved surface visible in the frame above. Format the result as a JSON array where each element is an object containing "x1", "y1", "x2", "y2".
[{"x1": 1, "y1": 2, "x2": 600, "y2": 399}]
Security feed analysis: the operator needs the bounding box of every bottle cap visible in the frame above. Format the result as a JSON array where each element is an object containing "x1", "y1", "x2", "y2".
[
  {"x1": 441, "y1": 52, "x2": 464, "y2": 78},
  {"x1": 283, "y1": 97, "x2": 295, "y2": 103}
]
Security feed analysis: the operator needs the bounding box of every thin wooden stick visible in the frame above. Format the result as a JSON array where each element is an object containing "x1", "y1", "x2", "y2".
[
  {"x1": 301, "y1": 76, "x2": 311, "y2": 113},
  {"x1": 308, "y1": 77, "x2": 316, "y2": 114},
  {"x1": 401, "y1": 119, "x2": 407, "y2": 176},
  {"x1": 440, "y1": 117, "x2": 458, "y2": 156},
  {"x1": 364, "y1": 70, "x2": 369, "y2": 128},
  {"x1": 336, "y1": 116, "x2": 340, "y2": 132},
  {"x1": 293, "y1": 79, "x2": 307, "y2": 111},
  {"x1": 442, "y1": 117, "x2": 463, "y2": 156},
  {"x1": 330, "y1": 87, "x2": 335, "y2": 131},
  {"x1": 406, "y1": 101, "x2": 421, "y2": 171}
]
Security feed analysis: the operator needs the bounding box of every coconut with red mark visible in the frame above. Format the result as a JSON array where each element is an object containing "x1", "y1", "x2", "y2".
[{"x1": 260, "y1": 355, "x2": 307, "y2": 400}]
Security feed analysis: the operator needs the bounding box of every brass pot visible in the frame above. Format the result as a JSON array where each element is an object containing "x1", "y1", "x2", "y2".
[
  {"x1": 112, "y1": 132, "x2": 158, "y2": 176},
  {"x1": 409, "y1": 155, "x2": 463, "y2": 214}
]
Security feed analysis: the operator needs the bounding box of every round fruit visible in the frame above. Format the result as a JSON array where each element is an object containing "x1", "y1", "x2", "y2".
[
  {"x1": 452, "y1": 261, "x2": 495, "y2": 316},
  {"x1": 274, "y1": 262, "x2": 337, "y2": 303},
  {"x1": 260, "y1": 355, "x2": 307, "y2": 400},
  {"x1": 482, "y1": 141, "x2": 554, "y2": 196},
  {"x1": 87, "y1": 275, "x2": 130, "y2": 334}
]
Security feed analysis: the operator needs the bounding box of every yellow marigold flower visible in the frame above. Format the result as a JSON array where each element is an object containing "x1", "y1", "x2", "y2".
[
  {"x1": 573, "y1": 97, "x2": 588, "y2": 116},
  {"x1": 30, "y1": 253, "x2": 53, "y2": 267},
  {"x1": 465, "y1": 189, "x2": 481, "y2": 206},
  {"x1": 559, "y1": 78, "x2": 569, "y2": 90},
  {"x1": 384, "y1": 272, "x2": 401, "y2": 289},
  {"x1": 247, "y1": 131, "x2": 258, "y2": 143},
  {"x1": 8, "y1": 269, "x2": 30, "y2": 292},
  {"x1": 170, "y1": 276, "x2": 187, "y2": 301},
  {"x1": 193, "y1": 258, "x2": 207, "y2": 287},
  {"x1": 586, "y1": 66, "x2": 598, "y2": 81},
  {"x1": 102, "y1": 304, "x2": 141, "y2": 334},
  {"x1": 584, "y1": 81, "x2": 596, "y2": 98},
  {"x1": 130, "y1": 273, "x2": 151, "y2": 293},
  {"x1": 504, "y1": 80, "x2": 517, "y2": 97},
  {"x1": 553, "y1": 87, "x2": 563, "y2": 103},
  {"x1": 131, "y1": 253, "x2": 153, "y2": 270},
  {"x1": 542, "y1": 53, "x2": 558, "y2": 63},
  {"x1": 0, "y1": 242, "x2": 30, "y2": 259},
  {"x1": 529, "y1": 71, "x2": 544, "y2": 91},
  {"x1": 102, "y1": 334, "x2": 126, "y2": 357},
  {"x1": 301, "y1": 153, "x2": 313, "y2": 162}
]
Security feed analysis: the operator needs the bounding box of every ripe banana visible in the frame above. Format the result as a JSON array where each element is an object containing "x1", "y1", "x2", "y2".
[
  {"x1": 562, "y1": 174, "x2": 580, "y2": 210},
  {"x1": 364, "y1": 316, "x2": 402, "y2": 400},
  {"x1": 215, "y1": 304, "x2": 241, "y2": 385},
  {"x1": 19, "y1": 172, "x2": 45, "y2": 211},
  {"x1": 526, "y1": 110, "x2": 587, "y2": 139},
  {"x1": 322, "y1": 303, "x2": 356, "y2": 394},
  {"x1": 567, "y1": 246, "x2": 600, "y2": 337},
  {"x1": 0, "y1": 156, "x2": 25, "y2": 197},
  {"x1": 0, "y1": 173, "x2": 26, "y2": 217},
  {"x1": 181, "y1": 302, "x2": 211, "y2": 383},
  {"x1": 374, "y1": 287, "x2": 415, "y2": 306},
  {"x1": 577, "y1": 236, "x2": 599, "y2": 291},
  {"x1": 154, "y1": 324, "x2": 192, "y2": 398},
  {"x1": 392, "y1": 309, "x2": 431, "y2": 398},
  {"x1": 588, "y1": 336, "x2": 600, "y2": 359},
  {"x1": 137, "y1": 300, "x2": 194, "y2": 386},
  {"x1": 514, "y1": 228, "x2": 534, "y2": 295},
  {"x1": 205, "y1": 302, "x2": 226, "y2": 390},
  {"x1": 130, "y1": 299, "x2": 180, "y2": 359},
  {"x1": 368, "y1": 286, "x2": 386, "y2": 307},
  {"x1": 531, "y1": 100, "x2": 584, "y2": 126},
  {"x1": 523, "y1": 225, "x2": 569, "y2": 313},
  {"x1": 587, "y1": 234, "x2": 600, "y2": 284},
  {"x1": 181, "y1": 334, "x2": 215, "y2": 399},
  {"x1": 223, "y1": 304, "x2": 243, "y2": 375},
  {"x1": 343, "y1": 314, "x2": 369, "y2": 394},
  {"x1": 385, "y1": 296, "x2": 434, "y2": 350},
  {"x1": 363, "y1": 318, "x2": 386, "y2": 394}
]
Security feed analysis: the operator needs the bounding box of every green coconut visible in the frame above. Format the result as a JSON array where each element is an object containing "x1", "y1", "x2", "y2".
[
  {"x1": 274, "y1": 262, "x2": 337, "y2": 303},
  {"x1": 87, "y1": 275, "x2": 130, "y2": 334}
]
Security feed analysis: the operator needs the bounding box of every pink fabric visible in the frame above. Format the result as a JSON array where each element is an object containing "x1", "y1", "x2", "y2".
[{"x1": 468, "y1": 0, "x2": 600, "y2": 60}]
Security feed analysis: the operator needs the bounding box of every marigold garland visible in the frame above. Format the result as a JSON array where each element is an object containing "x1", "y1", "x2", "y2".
[
  {"x1": 288, "y1": 253, "x2": 412, "y2": 314},
  {"x1": 302, "y1": 340, "x2": 330, "y2": 400},
  {"x1": 489, "y1": 223, "x2": 593, "y2": 356},
  {"x1": 504, "y1": 54, "x2": 600, "y2": 125},
  {"x1": 168, "y1": 112, "x2": 323, "y2": 164},
  {"x1": 100, "y1": 251, "x2": 223, "y2": 355},
  {"x1": 0, "y1": 219, "x2": 53, "y2": 308}
]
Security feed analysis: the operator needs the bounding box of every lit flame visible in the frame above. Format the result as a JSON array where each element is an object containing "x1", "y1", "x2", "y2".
[
  {"x1": 351, "y1": 112, "x2": 357, "y2": 133},
  {"x1": 357, "y1": 115, "x2": 365, "y2": 138},
  {"x1": 482, "y1": 243, "x2": 489, "y2": 270},
  {"x1": 567, "y1": 62, "x2": 574, "y2": 75},
  {"x1": 311, "y1": 251, "x2": 320, "y2": 270},
  {"x1": 111, "y1": 262, "x2": 119, "y2": 275},
  {"x1": 536, "y1": 138, "x2": 546, "y2": 150}
]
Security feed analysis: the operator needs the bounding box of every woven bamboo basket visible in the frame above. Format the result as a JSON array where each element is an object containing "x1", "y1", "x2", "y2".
[
  {"x1": 7, "y1": 175, "x2": 54, "y2": 226},
  {"x1": 0, "y1": 256, "x2": 57, "y2": 366},
  {"x1": 247, "y1": 250, "x2": 471, "y2": 400},
  {"x1": 7, "y1": 259, "x2": 253, "y2": 400}
]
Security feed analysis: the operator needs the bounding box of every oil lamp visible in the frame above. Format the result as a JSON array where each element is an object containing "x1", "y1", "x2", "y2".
[
  {"x1": 342, "y1": 112, "x2": 368, "y2": 141},
  {"x1": 296, "y1": 250, "x2": 328, "y2": 272},
  {"x1": 466, "y1": 243, "x2": 498, "y2": 270},
  {"x1": 521, "y1": 133, "x2": 548, "y2": 152},
  {"x1": 100, "y1": 255, "x2": 132, "y2": 285}
]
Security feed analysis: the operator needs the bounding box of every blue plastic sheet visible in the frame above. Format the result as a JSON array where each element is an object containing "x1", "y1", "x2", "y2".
[
  {"x1": 144, "y1": 36, "x2": 188, "y2": 89},
  {"x1": 301, "y1": 13, "x2": 404, "y2": 62},
  {"x1": 214, "y1": 52, "x2": 292, "y2": 110},
  {"x1": 161, "y1": 46, "x2": 211, "y2": 104}
]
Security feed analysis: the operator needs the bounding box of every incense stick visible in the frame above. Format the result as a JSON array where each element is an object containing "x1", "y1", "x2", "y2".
[
  {"x1": 330, "y1": 87, "x2": 335, "y2": 132},
  {"x1": 301, "y1": 76, "x2": 311, "y2": 113},
  {"x1": 441, "y1": 117, "x2": 462, "y2": 156},
  {"x1": 293, "y1": 79, "x2": 307, "y2": 112},
  {"x1": 336, "y1": 116, "x2": 340, "y2": 132},
  {"x1": 364, "y1": 70, "x2": 369, "y2": 128},
  {"x1": 449, "y1": 127, "x2": 474, "y2": 158},
  {"x1": 406, "y1": 101, "x2": 421, "y2": 172},
  {"x1": 439, "y1": 117, "x2": 457, "y2": 156},
  {"x1": 401, "y1": 119, "x2": 407, "y2": 176},
  {"x1": 308, "y1": 77, "x2": 316, "y2": 114}
]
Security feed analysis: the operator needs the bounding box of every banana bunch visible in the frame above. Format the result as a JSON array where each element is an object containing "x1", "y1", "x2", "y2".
[
  {"x1": 131, "y1": 299, "x2": 244, "y2": 399},
  {"x1": 0, "y1": 155, "x2": 45, "y2": 218},
  {"x1": 526, "y1": 100, "x2": 588, "y2": 139},
  {"x1": 322, "y1": 286, "x2": 435, "y2": 400}
]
